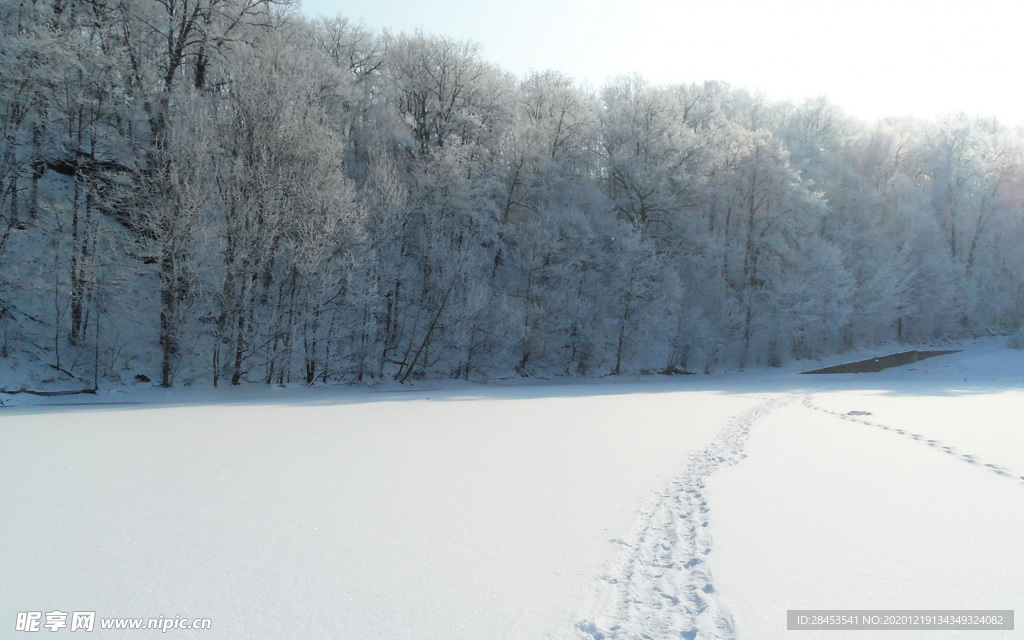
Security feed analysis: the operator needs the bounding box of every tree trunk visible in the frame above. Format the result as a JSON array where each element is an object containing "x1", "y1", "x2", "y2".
[{"x1": 159, "y1": 246, "x2": 178, "y2": 388}]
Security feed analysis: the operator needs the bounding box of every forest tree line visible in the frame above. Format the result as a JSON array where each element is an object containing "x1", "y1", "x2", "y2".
[{"x1": 2, "y1": 0, "x2": 1023, "y2": 387}]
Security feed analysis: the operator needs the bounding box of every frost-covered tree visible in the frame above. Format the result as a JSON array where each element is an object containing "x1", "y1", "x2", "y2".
[{"x1": 4, "y1": 8, "x2": 1024, "y2": 387}]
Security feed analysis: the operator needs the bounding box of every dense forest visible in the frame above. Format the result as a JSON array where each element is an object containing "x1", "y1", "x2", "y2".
[{"x1": 2, "y1": 0, "x2": 1023, "y2": 388}]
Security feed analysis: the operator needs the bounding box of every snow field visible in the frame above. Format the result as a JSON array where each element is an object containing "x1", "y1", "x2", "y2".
[
  {"x1": 5, "y1": 345, "x2": 1024, "y2": 640},
  {"x1": 708, "y1": 393, "x2": 1024, "y2": 640},
  {"x1": 0, "y1": 385, "x2": 763, "y2": 639}
]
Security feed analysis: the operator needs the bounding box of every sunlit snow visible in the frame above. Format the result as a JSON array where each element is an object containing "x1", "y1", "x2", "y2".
[{"x1": 2, "y1": 342, "x2": 1022, "y2": 639}]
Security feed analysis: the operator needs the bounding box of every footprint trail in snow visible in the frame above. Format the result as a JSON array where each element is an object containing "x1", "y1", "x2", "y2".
[
  {"x1": 574, "y1": 394, "x2": 793, "y2": 640},
  {"x1": 803, "y1": 395, "x2": 1024, "y2": 485}
]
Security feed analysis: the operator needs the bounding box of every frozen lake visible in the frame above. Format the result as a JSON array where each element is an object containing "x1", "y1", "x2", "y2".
[{"x1": 2, "y1": 343, "x2": 1022, "y2": 639}]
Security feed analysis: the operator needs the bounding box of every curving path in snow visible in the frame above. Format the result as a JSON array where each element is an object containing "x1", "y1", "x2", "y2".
[
  {"x1": 570, "y1": 367, "x2": 1024, "y2": 640},
  {"x1": 574, "y1": 395, "x2": 792, "y2": 640}
]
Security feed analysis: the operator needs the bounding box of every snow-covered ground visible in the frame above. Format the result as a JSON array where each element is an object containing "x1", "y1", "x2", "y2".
[{"x1": 2, "y1": 341, "x2": 1022, "y2": 639}]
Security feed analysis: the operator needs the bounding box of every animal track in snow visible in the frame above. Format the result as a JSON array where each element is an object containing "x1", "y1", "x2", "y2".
[{"x1": 803, "y1": 395, "x2": 1024, "y2": 487}]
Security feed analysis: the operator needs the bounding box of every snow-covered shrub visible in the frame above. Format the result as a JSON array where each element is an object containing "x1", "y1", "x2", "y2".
[{"x1": 1008, "y1": 328, "x2": 1024, "y2": 350}]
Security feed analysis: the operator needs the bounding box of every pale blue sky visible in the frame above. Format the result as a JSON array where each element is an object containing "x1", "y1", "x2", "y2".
[{"x1": 298, "y1": 0, "x2": 1024, "y2": 124}]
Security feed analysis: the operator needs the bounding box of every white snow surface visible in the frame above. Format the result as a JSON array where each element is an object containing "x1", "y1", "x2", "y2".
[{"x1": 2, "y1": 340, "x2": 1023, "y2": 639}]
